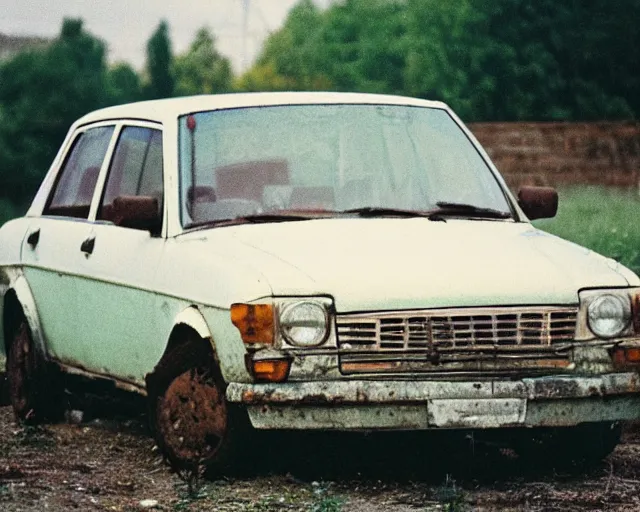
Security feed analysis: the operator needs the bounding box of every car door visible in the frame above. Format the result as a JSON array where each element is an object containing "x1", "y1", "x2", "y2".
[
  {"x1": 72, "y1": 123, "x2": 166, "y2": 385},
  {"x1": 21, "y1": 124, "x2": 116, "y2": 365}
]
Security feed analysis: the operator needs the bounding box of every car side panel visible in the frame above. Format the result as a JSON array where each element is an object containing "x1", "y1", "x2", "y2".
[
  {"x1": 69, "y1": 224, "x2": 165, "y2": 385},
  {"x1": 20, "y1": 217, "x2": 93, "y2": 362},
  {"x1": 0, "y1": 218, "x2": 34, "y2": 363},
  {"x1": 0, "y1": 271, "x2": 5, "y2": 366},
  {"x1": 1, "y1": 271, "x2": 49, "y2": 360}
]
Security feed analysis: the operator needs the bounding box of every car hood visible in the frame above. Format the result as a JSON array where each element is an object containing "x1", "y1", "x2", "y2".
[{"x1": 200, "y1": 218, "x2": 635, "y2": 312}]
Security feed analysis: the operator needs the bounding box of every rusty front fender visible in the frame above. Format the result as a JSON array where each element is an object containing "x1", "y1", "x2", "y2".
[{"x1": 1, "y1": 268, "x2": 47, "y2": 361}]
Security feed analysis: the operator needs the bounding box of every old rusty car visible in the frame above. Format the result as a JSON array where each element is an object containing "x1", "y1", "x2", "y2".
[{"x1": 1, "y1": 92, "x2": 640, "y2": 471}]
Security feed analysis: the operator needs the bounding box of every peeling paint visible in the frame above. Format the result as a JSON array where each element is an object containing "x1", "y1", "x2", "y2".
[
  {"x1": 228, "y1": 372, "x2": 640, "y2": 430},
  {"x1": 572, "y1": 345, "x2": 615, "y2": 374}
]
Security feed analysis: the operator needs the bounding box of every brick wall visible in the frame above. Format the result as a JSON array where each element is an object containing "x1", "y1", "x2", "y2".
[{"x1": 468, "y1": 122, "x2": 640, "y2": 192}]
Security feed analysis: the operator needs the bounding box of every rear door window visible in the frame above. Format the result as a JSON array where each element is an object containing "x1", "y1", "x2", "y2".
[{"x1": 44, "y1": 126, "x2": 115, "y2": 219}]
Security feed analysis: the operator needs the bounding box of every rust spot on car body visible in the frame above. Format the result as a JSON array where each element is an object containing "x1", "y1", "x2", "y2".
[
  {"x1": 298, "y1": 393, "x2": 344, "y2": 405},
  {"x1": 531, "y1": 378, "x2": 581, "y2": 399}
]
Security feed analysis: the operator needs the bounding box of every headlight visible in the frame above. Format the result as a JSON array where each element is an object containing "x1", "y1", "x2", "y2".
[
  {"x1": 587, "y1": 294, "x2": 631, "y2": 338},
  {"x1": 280, "y1": 301, "x2": 329, "y2": 347}
]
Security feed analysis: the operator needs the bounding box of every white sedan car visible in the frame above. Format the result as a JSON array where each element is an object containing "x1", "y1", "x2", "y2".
[{"x1": 1, "y1": 92, "x2": 640, "y2": 472}]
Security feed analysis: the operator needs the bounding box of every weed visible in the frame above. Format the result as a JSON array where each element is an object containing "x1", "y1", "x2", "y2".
[
  {"x1": 15, "y1": 424, "x2": 56, "y2": 450},
  {"x1": 433, "y1": 475, "x2": 467, "y2": 512},
  {"x1": 171, "y1": 478, "x2": 212, "y2": 511},
  {"x1": 311, "y1": 495, "x2": 344, "y2": 512},
  {"x1": 310, "y1": 483, "x2": 344, "y2": 512}
]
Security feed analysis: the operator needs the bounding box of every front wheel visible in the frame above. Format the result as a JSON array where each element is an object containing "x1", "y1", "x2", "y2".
[{"x1": 147, "y1": 338, "x2": 250, "y2": 474}]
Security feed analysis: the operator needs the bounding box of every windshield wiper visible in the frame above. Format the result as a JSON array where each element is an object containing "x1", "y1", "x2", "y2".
[
  {"x1": 341, "y1": 206, "x2": 431, "y2": 218},
  {"x1": 184, "y1": 211, "x2": 325, "y2": 231},
  {"x1": 429, "y1": 202, "x2": 512, "y2": 220}
]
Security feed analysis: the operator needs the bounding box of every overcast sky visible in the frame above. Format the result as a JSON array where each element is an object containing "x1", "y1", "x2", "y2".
[{"x1": 0, "y1": 0, "x2": 333, "y2": 72}]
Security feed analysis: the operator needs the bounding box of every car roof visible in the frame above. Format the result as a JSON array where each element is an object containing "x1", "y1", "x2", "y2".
[{"x1": 77, "y1": 92, "x2": 449, "y2": 125}]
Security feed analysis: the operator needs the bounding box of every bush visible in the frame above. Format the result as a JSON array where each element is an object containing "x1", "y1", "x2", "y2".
[{"x1": 0, "y1": 199, "x2": 22, "y2": 227}]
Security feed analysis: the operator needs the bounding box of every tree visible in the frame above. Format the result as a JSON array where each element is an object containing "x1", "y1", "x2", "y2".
[
  {"x1": 318, "y1": 0, "x2": 407, "y2": 94},
  {"x1": 174, "y1": 28, "x2": 232, "y2": 96},
  {"x1": 145, "y1": 20, "x2": 174, "y2": 99},
  {"x1": 245, "y1": 0, "x2": 640, "y2": 121},
  {"x1": 234, "y1": 62, "x2": 298, "y2": 92},
  {"x1": 472, "y1": 0, "x2": 637, "y2": 120},
  {"x1": 107, "y1": 63, "x2": 143, "y2": 105},
  {"x1": 0, "y1": 18, "x2": 112, "y2": 203},
  {"x1": 249, "y1": 0, "x2": 332, "y2": 90}
]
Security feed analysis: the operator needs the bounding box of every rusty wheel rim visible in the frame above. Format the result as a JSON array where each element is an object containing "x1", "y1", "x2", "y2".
[
  {"x1": 8, "y1": 323, "x2": 33, "y2": 418},
  {"x1": 157, "y1": 367, "x2": 228, "y2": 466}
]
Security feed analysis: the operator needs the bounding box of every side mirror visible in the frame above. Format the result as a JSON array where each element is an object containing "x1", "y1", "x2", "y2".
[
  {"x1": 517, "y1": 186, "x2": 558, "y2": 220},
  {"x1": 112, "y1": 195, "x2": 161, "y2": 233}
]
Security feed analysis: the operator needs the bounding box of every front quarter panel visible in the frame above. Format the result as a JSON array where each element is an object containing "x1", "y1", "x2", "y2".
[
  {"x1": 0, "y1": 268, "x2": 47, "y2": 368},
  {"x1": 153, "y1": 236, "x2": 274, "y2": 383}
]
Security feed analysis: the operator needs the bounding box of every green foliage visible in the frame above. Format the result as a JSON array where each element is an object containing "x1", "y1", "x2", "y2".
[
  {"x1": 0, "y1": 17, "x2": 234, "y2": 212},
  {"x1": 174, "y1": 28, "x2": 232, "y2": 96},
  {"x1": 310, "y1": 483, "x2": 344, "y2": 512},
  {"x1": 433, "y1": 475, "x2": 467, "y2": 512},
  {"x1": 471, "y1": 0, "x2": 637, "y2": 121},
  {"x1": 2, "y1": 5, "x2": 640, "y2": 223},
  {"x1": 320, "y1": 0, "x2": 407, "y2": 94},
  {"x1": 404, "y1": 0, "x2": 493, "y2": 119},
  {"x1": 0, "y1": 18, "x2": 112, "y2": 204},
  {"x1": 234, "y1": 62, "x2": 301, "y2": 92},
  {"x1": 247, "y1": 0, "x2": 640, "y2": 122},
  {"x1": 16, "y1": 424, "x2": 56, "y2": 450},
  {"x1": 0, "y1": 199, "x2": 22, "y2": 227},
  {"x1": 246, "y1": 0, "x2": 332, "y2": 90},
  {"x1": 247, "y1": 0, "x2": 407, "y2": 93},
  {"x1": 107, "y1": 63, "x2": 143, "y2": 105},
  {"x1": 534, "y1": 187, "x2": 640, "y2": 276},
  {"x1": 145, "y1": 20, "x2": 174, "y2": 99}
]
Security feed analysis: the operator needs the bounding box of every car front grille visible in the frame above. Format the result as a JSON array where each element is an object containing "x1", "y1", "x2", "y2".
[{"x1": 336, "y1": 306, "x2": 578, "y2": 376}]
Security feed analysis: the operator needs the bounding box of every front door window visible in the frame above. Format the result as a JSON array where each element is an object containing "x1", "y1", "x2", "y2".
[{"x1": 98, "y1": 126, "x2": 164, "y2": 235}]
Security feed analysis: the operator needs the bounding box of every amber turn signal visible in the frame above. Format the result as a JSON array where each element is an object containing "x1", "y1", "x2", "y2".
[
  {"x1": 612, "y1": 347, "x2": 640, "y2": 367},
  {"x1": 230, "y1": 303, "x2": 274, "y2": 344},
  {"x1": 251, "y1": 359, "x2": 291, "y2": 383}
]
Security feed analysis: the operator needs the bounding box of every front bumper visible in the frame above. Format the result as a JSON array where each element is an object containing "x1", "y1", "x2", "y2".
[{"x1": 226, "y1": 373, "x2": 640, "y2": 430}]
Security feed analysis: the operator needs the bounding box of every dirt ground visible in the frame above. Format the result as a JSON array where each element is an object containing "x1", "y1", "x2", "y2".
[{"x1": 1, "y1": 390, "x2": 640, "y2": 512}]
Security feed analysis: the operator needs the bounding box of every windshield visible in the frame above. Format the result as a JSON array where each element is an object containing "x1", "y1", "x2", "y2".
[{"x1": 178, "y1": 104, "x2": 511, "y2": 227}]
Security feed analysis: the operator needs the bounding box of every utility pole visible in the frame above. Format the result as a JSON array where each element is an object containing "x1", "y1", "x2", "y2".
[{"x1": 242, "y1": 0, "x2": 250, "y2": 71}]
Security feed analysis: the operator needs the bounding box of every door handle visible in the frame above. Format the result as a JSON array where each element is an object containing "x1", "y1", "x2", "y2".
[
  {"x1": 80, "y1": 236, "x2": 96, "y2": 255},
  {"x1": 26, "y1": 229, "x2": 40, "y2": 249}
]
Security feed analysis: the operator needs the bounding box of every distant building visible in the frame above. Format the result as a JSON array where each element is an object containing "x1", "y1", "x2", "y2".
[{"x1": 0, "y1": 33, "x2": 49, "y2": 61}]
